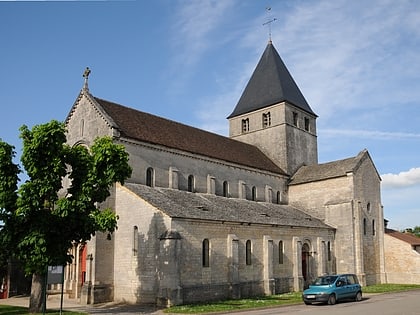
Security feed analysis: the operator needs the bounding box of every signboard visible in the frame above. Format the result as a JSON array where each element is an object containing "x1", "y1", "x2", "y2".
[{"x1": 47, "y1": 266, "x2": 64, "y2": 285}]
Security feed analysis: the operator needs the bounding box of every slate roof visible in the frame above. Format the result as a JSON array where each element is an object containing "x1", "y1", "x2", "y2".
[
  {"x1": 385, "y1": 228, "x2": 420, "y2": 246},
  {"x1": 289, "y1": 150, "x2": 368, "y2": 185},
  {"x1": 123, "y1": 182, "x2": 332, "y2": 229},
  {"x1": 228, "y1": 41, "x2": 316, "y2": 118},
  {"x1": 94, "y1": 96, "x2": 286, "y2": 175}
]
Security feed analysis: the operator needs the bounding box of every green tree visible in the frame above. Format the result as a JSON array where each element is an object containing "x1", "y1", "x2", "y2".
[
  {"x1": 0, "y1": 120, "x2": 132, "y2": 313},
  {"x1": 405, "y1": 226, "x2": 420, "y2": 238}
]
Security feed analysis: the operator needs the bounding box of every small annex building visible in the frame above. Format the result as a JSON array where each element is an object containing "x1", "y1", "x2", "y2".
[
  {"x1": 384, "y1": 228, "x2": 420, "y2": 284},
  {"x1": 63, "y1": 41, "x2": 386, "y2": 306}
]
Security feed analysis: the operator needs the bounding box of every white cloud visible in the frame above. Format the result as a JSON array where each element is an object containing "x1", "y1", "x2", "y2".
[
  {"x1": 382, "y1": 167, "x2": 420, "y2": 188},
  {"x1": 170, "y1": 0, "x2": 235, "y2": 68},
  {"x1": 320, "y1": 129, "x2": 420, "y2": 140}
]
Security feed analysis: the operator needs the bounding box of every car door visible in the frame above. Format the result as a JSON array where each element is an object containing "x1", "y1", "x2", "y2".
[
  {"x1": 335, "y1": 276, "x2": 349, "y2": 299},
  {"x1": 345, "y1": 275, "x2": 359, "y2": 298}
]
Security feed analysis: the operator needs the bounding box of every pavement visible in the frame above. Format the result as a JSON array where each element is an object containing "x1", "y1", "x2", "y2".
[{"x1": 0, "y1": 294, "x2": 165, "y2": 314}]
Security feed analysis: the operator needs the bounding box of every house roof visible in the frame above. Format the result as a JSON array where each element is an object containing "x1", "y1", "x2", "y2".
[
  {"x1": 385, "y1": 228, "x2": 420, "y2": 246},
  {"x1": 123, "y1": 182, "x2": 332, "y2": 229},
  {"x1": 92, "y1": 96, "x2": 286, "y2": 175},
  {"x1": 289, "y1": 149, "x2": 372, "y2": 185},
  {"x1": 228, "y1": 41, "x2": 316, "y2": 119}
]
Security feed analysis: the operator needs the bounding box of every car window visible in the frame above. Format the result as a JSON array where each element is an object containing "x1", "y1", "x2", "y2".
[
  {"x1": 346, "y1": 275, "x2": 354, "y2": 284},
  {"x1": 313, "y1": 276, "x2": 337, "y2": 285}
]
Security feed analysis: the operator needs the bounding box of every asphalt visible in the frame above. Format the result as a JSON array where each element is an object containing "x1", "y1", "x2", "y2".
[{"x1": 0, "y1": 295, "x2": 165, "y2": 314}]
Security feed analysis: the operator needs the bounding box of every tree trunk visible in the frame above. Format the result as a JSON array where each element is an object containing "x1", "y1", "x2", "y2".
[{"x1": 29, "y1": 273, "x2": 46, "y2": 313}]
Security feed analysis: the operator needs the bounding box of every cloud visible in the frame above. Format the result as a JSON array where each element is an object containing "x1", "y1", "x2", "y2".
[
  {"x1": 320, "y1": 129, "x2": 420, "y2": 140},
  {"x1": 170, "y1": 0, "x2": 235, "y2": 68},
  {"x1": 382, "y1": 167, "x2": 420, "y2": 188}
]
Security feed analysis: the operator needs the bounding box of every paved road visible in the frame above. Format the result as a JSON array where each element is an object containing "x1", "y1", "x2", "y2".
[
  {"x1": 216, "y1": 290, "x2": 420, "y2": 315},
  {"x1": 1, "y1": 290, "x2": 419, "y2": 315}
]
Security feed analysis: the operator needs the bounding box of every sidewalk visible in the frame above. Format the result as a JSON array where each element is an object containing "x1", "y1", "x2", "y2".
[{"x1": 0, "y1": 295, "x2": 165, "y2": 314}]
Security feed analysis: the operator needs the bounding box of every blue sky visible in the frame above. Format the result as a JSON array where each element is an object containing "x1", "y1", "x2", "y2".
[{"x1": 1, "y1": 0, "x2": 419, "y2": 230}]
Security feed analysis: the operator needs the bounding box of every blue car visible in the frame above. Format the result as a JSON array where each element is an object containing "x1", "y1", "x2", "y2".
[{"x1": 302, "y1": 274, "x2": 362, "y2": 305}]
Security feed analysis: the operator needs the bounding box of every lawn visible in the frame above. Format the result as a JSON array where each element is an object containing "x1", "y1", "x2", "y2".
[{"x1": 0, "y1": 305, "x2": 87, "y2": 315}]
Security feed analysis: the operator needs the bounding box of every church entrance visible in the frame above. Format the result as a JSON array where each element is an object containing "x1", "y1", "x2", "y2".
[{"x1": 301, "y1": 243, "x2": 311, "y2": 288}]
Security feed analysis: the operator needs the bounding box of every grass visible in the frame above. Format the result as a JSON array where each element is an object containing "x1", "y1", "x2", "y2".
[
  {"x1": 164, "y1": 292, "x2": 302, "y2": 314},
  {"x1": 165, "y1": 284, "x2": 420, "y2": 314},
  {"x1": 362, "y1": 283, "x2": 420, "y2": 294},
  {"x1": 0, "y1": 305, "x2": 87, "y2": 315}
]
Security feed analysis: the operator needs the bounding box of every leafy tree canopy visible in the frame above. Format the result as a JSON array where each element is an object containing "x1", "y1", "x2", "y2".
[
  {"x1": 405, "y1": 226, "x2": 420, "y2": 238},
  {"x1": 0, "y1": 120, "x2": 132, "y2": 275}
]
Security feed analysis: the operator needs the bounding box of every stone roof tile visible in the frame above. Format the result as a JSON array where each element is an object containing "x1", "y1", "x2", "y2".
[
  {"x1": 95, "y1": 97, "x2": 286, "y2": 175},
  {"x1": 386, "y1": 228, "x2": 420, "y2": 246},
  {"x1": 124, "y1": 183, "x2": 332, "y2": 229}
]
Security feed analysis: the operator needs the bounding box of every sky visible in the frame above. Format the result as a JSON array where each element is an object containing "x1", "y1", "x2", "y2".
[{"x1": 0, "y1": 0, "x2": 419, "y2": 230}]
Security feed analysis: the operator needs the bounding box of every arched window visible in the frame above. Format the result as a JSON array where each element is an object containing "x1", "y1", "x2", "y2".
[
  {"x1": 262, "y1": 112, "x2": 271, "y2": 128},
  {"x1": 223, "y1": 181, "x2": 229, "y2": 197},
  {"x1": 367, "y1": 202, "x2": 371, "y2": 213},
  {"x1": 246, "y1": 240, "x2": 252, "y2": 265},
  {"x1": 327, "y1": 241, "x2": 331, "y2": 261},
  {"x1": 278, "y1": 240, "x2": 284, "y2": 264},
  {"x1": 133, "y1": 226, "x2": 138, "y2": 256},
  {"x1": 372, "y1": 219, "x2": 376, "y2": 236},
  {"x1": 252, "y1": 186, "x2": 257, "y2": 201},
  {"x1": 276, "y1": 191, "x2": 281, "y2": 204},
  {"x1": 242, "y1": 118, "x2": 250, "y2": 133},
  {"x1": 202, "y1": 239, "x2": 210, "y2": 267},
  {"x1": 146, "y1": 167, "x2": 154, "y2": 187},
  {"x1": 363, "y1": 218, "x2": 367, "y2": 235},
  {"x1": 188, "y1": 175, "x2": 194, "y2": 192}
]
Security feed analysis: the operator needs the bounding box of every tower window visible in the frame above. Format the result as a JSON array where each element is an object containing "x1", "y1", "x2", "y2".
[
  {"x1": 372, "y1": 219, "x2": 376, "y2": 236},
  {"x1": 304, "y1": 117, "x2": 310, "y2": 131},
  {"x1": 242, "y1": 118, "x2": 249, "y2": 133},
  {"x1": 293, "y1": 112, "x2": 298, "y2": 126},
  {"x1": 262, "y1": 112, "x2": 271, "y2": 128}
]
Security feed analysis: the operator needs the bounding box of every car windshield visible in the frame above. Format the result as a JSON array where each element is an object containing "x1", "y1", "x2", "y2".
[{"x1": 312, "y1": 276, "x2": 338, "y2": 285}]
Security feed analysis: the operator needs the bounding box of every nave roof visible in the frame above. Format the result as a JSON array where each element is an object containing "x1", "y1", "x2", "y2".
[{"x1": 123, "y1": 182, "x2": 332, "y2": 229}]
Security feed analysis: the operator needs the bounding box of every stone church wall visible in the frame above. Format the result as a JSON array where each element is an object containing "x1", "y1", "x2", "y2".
[
  {"x1": 171, "y1": 219, "x2": 333, "y2": 304},
  {"x1": 122, "y1": 140, "x2": 287, "y2": 202},
  {"x1": 112, "y1": 184, "x2": 171, "y2": 304},
  {"x1": 352, "y1": 155, "x2": 385, "y2": 285},
  {"x1": 66, "y1": 94, "x2": 116, "y2": 147}
]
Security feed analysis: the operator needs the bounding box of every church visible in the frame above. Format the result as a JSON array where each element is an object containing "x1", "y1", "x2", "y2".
[{"x1": 63, "y1": 40, "x2": 386, "y2": 306}]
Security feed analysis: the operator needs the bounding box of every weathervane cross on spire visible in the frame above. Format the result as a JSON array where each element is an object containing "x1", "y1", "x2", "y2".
[
  {"x1": 83, "y1": 67, "x2": 91, "y2": 91},
  {"x1": 263, "y1": 7, "x2": 277, "y2": 42}
]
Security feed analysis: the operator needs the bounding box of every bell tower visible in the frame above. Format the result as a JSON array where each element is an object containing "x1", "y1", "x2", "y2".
[{"x1": 228, "y1": 41, "x2": 318, "y2": 175}]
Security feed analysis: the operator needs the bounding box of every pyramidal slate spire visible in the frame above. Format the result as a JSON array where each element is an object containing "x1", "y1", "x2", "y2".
[{"x1": 228, "y1": 41, "x2": 316, "y2": 118}]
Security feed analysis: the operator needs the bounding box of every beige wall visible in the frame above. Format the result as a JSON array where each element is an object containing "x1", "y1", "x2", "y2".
[
  {"x1": 229, "y1": 102, "x2": 317, "y2": 175},
  {"x1": 384, "y1": 234, "x2": 420, "y2": 284}
]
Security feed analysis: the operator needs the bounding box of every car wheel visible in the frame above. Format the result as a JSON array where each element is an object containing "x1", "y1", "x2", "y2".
[
  {"x1": 355, "y1": 291, "x2": 362, "y2": 302},
  {"x1": 327, "y1": 294, "x2": 336, "y2": 305},
  {"x1": 304, "y1": 301, "x2": 312, "y2": 305}
]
